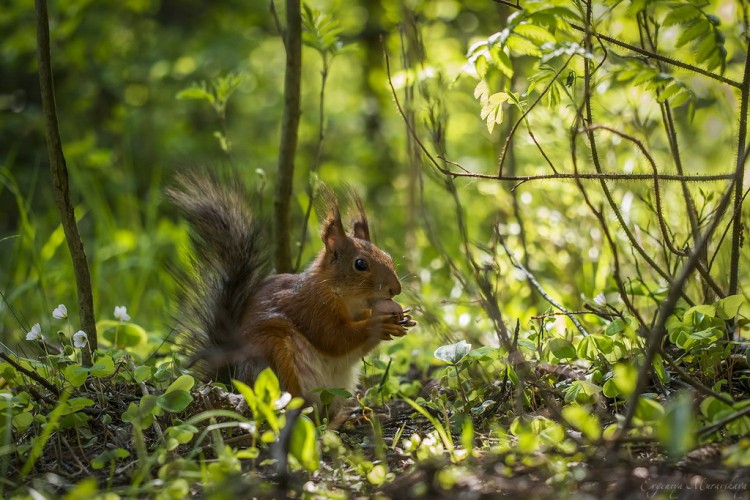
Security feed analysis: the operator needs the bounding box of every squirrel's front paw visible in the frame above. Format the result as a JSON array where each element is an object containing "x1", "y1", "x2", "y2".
[
  {"x1": 368, "y1": 314, "x2": 408, "y2": 340},
  {"x1": 366, "y1": 299, "x2": 416, "y2": 341}
]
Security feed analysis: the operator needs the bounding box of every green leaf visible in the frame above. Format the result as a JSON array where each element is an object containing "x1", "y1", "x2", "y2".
[
  {"x1": 233, "y1": 379, "x2": 258, "y2": 416},
  {"x1": 157, "y1": 390, "x2": 193, "y2": 413},
  {"x1": 176, "y1": 86, "x2": 214, "y2": 103},
  {"x1": 63, "y1": 365, "x2": 89, "y2": 387},
  {"x1": 549, "y1": 338, "x2": 576, "y2": 359},
  {"x1": 165, "y1": 374, "x2": 195, "y2": 394},
  {"x1": 474, "y1": 80, "x2": 490, "y2": 103},
  {"x1": 611, "y1": 363, "x2": 637, "y2": 397},
  {"x1": 98, "y1": 320, "x2": 147, "y2": 347},
  {"x1": 562, "y1": 404, "x2": 601, "y2": 440},
  {"x1": 716, "y1": 295, "x2": 747, "y2": 320},
  {"x1": 506, "y1": 34, "x2": 542, "y2": 57},
  {"x1": 90, "y1": 356, "x2": 115, "y2": 378},
  {"x1": 635, "y1": 397, "x2": 665, "y2": 422},
  {"x1": 514, "y1": 23, "x2": 556, "y2": 44},
  {"x1": 663, "y1": 5, "x2": 701, "y2": 26},
  {"x1": 700, "y1": 395, "x2": 733, "y2": 420},
  {"x1": 12, "y1": 411, "x2": 33, "y2": 432},
  {"x1": 676, "y1": 19, "x2": 711, "y2": 48},
  {"x1": 367, "y1": 464, "x2": 388, "y2": 485},
  {"x1": 289, "y1": 415, "x2": 319, "y2": 472},
  {"x1": 657, "y1": 392, "x2": 696, "y2": 458},
  {"x1": 495, "y1": 49, "x2": 514, "y2": 79},
  {"x1": 67, "y1": 398, "x2": 95, "y2": 413},
  {"x1": 254, "y1": 367, "x2": 281, "y2": 405},
  {"x1": 166, "y1": 423, "x2": 198, "y2": 445},
  {"x1": 122, "y1": 395, "x2": 158, "y2": 429},
  {"x1": 134, "y1": 365, "x2": 153, "y2": 383},
  {"x1": 434, "y1": 340, "x2": 472, "y2": 364}
]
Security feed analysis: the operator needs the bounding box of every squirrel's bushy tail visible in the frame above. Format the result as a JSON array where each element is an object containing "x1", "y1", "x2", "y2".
[{"x1": 167, "y1": 172, "x2": 269, "y2": 382}]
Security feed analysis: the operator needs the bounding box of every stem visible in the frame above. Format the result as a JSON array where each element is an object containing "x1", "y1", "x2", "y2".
[
  {"x1": 295, "y1": 56, "x2": 329, "y2": 272},
  {"x1": 35, "y1": 0, "x2": 97, "y2": 365},
  {"x1": 728, "y1": 41, "x2": 750, "y2": 295},
  {"x1": 274, "y1": 0, "x2": 302, "y2": 273}
]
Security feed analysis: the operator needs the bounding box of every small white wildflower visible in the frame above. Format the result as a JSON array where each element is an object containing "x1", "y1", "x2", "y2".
[
  {"x1": 52, "y1": 304, "x2": 68, "y2": 320},
  {"x1": 594, "y1": 293, "x2": 607, "y2": 306},
  {"x1": 113, "y1": 305, "x2": 131, "y2": 322},
  {"x1": 73, "y1": 330, "x2": 88, "y2": 348},
  {"x1": 26, "y1": 323, "x2": 42, "y2": 341}
]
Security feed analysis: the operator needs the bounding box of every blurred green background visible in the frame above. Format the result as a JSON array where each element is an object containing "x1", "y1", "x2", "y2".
[{"x1": 1, "y1": 0, "x2": 747, "y2": 351}]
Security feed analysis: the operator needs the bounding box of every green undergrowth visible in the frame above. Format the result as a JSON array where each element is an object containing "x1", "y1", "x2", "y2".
[{"x1": 1, "y1": 294, "x2": 749, "y2": 498}]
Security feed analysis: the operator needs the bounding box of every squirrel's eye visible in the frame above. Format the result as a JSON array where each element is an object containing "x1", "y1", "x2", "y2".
[{"x1": 354, "y1": 258, "x2": 369, "y2": 272}]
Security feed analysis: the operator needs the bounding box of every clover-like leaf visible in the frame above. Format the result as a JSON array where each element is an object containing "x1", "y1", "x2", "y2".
[{"x1": 434, "y1": 340, "x2": 472, "y2": 365}]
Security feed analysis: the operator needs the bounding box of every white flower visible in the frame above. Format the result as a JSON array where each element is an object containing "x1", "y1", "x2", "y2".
[
  {"x1": 113, "y1": 305, "x2": 131, "y2": 322},
  {"x1": 52, "y1": 304, "x2": 68, "y2": 319},
  {"x1": 73, "y1": 330, "x2": 88, "y2": 348},
  {"x1": 26, "y1": 323, "x2": 42, "y2": 341},
  {"x1": 594, "y1": 293, "x2": 607, "y2": 306}
]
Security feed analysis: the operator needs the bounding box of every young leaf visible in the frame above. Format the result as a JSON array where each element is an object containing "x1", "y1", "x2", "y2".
[
  {"x1": 289, "y1": 414, "x2": 319, "y2": 472},
  {"x1": 89, "y1": 356, "x2": 115, "y2": 378},
  {"x1": 676, "y1": 19, "x2": 711, "y2": 48},
  {"x1": 165, "y1": 374, "x2": 195, "y2": 394},
  {"x1": 434, "y1": 340, "x2": 472, "y2": 364},
  {"x1": 716, "y1": 295, "x2": 747, "y2": 320},
  {"x1": 157, "y1": 390, "x2": 193, "y2": 413},
  {"x1": 663, "y1": 5, "x2": 701, "y2": 26},
  {"x1": 549, "y1": 338, "x2": 576, "y2": 360}
]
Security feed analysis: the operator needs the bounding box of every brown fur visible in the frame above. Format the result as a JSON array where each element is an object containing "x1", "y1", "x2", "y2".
[{"x1": 170, "y1": 173, "x2": 409, "y2": 410}]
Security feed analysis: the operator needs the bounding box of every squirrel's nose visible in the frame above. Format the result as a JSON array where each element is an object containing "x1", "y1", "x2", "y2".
[{"x1": 389, "y1": 281, "x2": 402, "y2": 297}]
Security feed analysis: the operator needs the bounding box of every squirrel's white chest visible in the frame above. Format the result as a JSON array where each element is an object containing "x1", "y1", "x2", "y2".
[{"x1": 292, "y1": 335, "x2": 362, "y2": 399}]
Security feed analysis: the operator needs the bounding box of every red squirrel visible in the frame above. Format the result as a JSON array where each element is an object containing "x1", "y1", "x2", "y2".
[{"x1": 168, "y1": 173, "x2": 414, "y2": 414}]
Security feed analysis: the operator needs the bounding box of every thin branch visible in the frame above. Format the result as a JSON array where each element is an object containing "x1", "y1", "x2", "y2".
[
  {"x1": 661, "y1": 351, "x2": 734, "y2": 406},
  {"x1": 269, "y1": 0, "x2": 286, "y2": 43},
  {"x1": 700, "y1": 403, "x2": 750, "y2": 437},
  {"x1": 499, "y1": 238, "x2": 590, "y2": 337},
  {"x1": 438, "y1": 161, "x2": 733, "y2": 183},
  {"x1": 295, "y1": 54, "x2": 330, "y2": 272},
  {"x1": 35, "y1": 0, "x2": 97, "y2": 365},
  {"x1": 0, "y1": 351, "x2": 60, "y2": 396},
  {"x1": 571, "y1": 23, "x2": 741, "y2": 89}
]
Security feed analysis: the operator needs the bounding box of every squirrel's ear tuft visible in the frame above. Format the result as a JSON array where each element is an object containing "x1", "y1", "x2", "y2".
[
  {"x1": 350, "y1": 189, "x2": 370, "y2": 242},
  {"x1": 321, "y1": 188, "x2": 347, "y2": 254}
]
